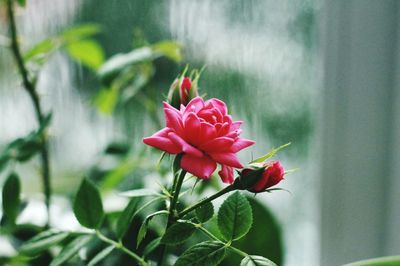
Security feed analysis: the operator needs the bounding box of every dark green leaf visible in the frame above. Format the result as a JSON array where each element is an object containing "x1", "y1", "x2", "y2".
[
  {"x1": 2, "y1": 173, "x2": 21, "y2": 224},
  {"x1": 160, "y1": 222, "x2": 196, "y2": 245},
  {"x1": 87, "y1": 245, "x2": 115, "y2": 266},
  {"x1": 104, "y1": 142, "x2": 130, "y2": 155},
  {"x1": 118, "y1": 188, "x2": 159, "y2": 198},
  {"x1": 217, "y1": 192, "x2": 252, "y2": 241},
  {"x1": 143, "y1": 237, "x2": 161, "y2": 258},
  {"x1": 50, "y1": 235, "x2": 92, "y2": 266},
  {"x1": 137, "y1": 221, "x2": 148, "y2": 248},
  {"x1": 174, "y1": 241, "x2": 226, "y2": 266},
  {"x1": 66, "y1": 39, "x2": 104, "y2": 70},
  {"x1": 0, "y1": 155, "x2": 9, "y2": 173},
  {"x1": 17, "y1": 0, "x2": 26, "y2": 6},
  {"x1": 73, "y1": 178, "x2": 104, "y2": 229},
  {"x1": 115, "y1": 198, "x2": 140, "y2": 239},
  {"x1": 240, "y1": 256, "x2": 277, "y2": 266},
  {"x1": 195, "y1": 201, "x2": 214, "y2": 223},
  {"x1": 19, "y1": 230, "x2": 69, "y2": 255}
]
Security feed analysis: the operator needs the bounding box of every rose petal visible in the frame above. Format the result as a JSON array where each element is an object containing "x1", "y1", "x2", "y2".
[
  {"x1": 199, "y1": 137, "x2": 234, "y2": 152},
  {"x1": 143, "y1": 135, "x2": 181, "y2": 154},
  {"x1": 184, "y1": 112, "x2": 201, "y2": 145},
  {"x1": 168, "y1": 132, "x2": 203, "y2": 157},
  {"x1": 208, "y1": 152, "x2": 243, "y2": 168},
  {"x1": 181, "y1": 154, "x2": 217, "y2": 179},
  {"x1": 218, "y1": 165, "x2": 234, "y2": 184},
  {"x1": 230, "y1": 138, "x2": 256, "y2": 152},
  {"x1": 164, "y1": 105, "x2": 184, "y2": 135},
  {"x1": 184, "y1": 97, "x2": 204, "y2": 113},
  {"x1": 206, "y1": 98, "x2": 228, "y2": 115}
]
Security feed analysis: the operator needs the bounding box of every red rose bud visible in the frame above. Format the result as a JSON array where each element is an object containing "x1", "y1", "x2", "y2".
[
  {"x1": 180, "y1": 77, "x2": 192, "y2": 105},
  {"x1": 237, "y1": 161, "x2": 285, "y2": 193}
]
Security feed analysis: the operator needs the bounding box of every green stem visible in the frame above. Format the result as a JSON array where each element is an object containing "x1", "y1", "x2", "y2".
[
  {"x1": 6, "y1": 0, "x2": 52, "y2": 226},
  {"x1": 178, "y1": 184, "x2": 236, "y2": 218},
  {"x1": 96, "y1": 230, "x2": 148, "y2": 266},
  {"x1": 158, "y1": 169, "x2": 187, "y2": 266}
]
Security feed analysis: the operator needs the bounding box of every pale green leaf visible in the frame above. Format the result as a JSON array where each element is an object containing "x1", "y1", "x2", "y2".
[
  {"x1": 87, "y1": 245, "x2": 115, "y2": 266},
  {"x1": 240, "y1": 255, "x2": 277, "y2": 266},
  {"x1": 118, "y1": 188, "x2": 160, "y2": 198},
  {"x1": 61, "y1": 24, "x2": 101, "y2": 42},
  {"x1": 152, "y1": 41, "x2": 182, "y2": 62},
  {"x1": 66, "y1": 39, "x2": 104, "y2": 70},
  {"x1": 250, "y1": 143, "x2": 291, "y2": 164},
  {"x1": 50, "y1": 235, "x2": 92, "y2": 266},
  {"x1": 93, "y1": 87, "x2": 119, "y2": 114},
  {"x1": 19, "y1": 230, "x2": 69, "y2": 255}
]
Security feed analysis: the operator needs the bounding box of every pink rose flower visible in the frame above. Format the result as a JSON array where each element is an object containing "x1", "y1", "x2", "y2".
[
  {"x1": 240, "y1": 161, "x2": 285, "y2": 192},
  {"x1": 143, "y1": 97, "x2": 255, "y2": 183}
]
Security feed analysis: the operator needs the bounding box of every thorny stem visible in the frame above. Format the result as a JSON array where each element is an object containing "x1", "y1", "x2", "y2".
[
  {"x1": 158, "y1": 169, "x2": 187, "y2": 266},
  {"x1": 96, "y1": 231, "x2": 148, "y2": 266},
  {"x1": 6, "y1": 0, "x2": 52, "y2": 226}
]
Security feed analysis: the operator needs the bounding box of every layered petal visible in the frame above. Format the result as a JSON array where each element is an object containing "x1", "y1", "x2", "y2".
[
  {"x1": 143, "y1": 128, "x2": 181, "y2": 154},
  {"x1": 168, "y1": 132, "x2": 203, "y2": 158},
  {"x1": 218, "y1": 165, "x2": 234, "y2": 184},
  {"x1": 208, "y1": 152, "x2": 243, "y2": 168},
  {"x1": 230, "y1": 138, "x2": 256, "y2": 152},
  {"x1": 199, "y1": 137, "x2": 234, "y2": 152},
  {"x1": 181, "y1": 154, "x2": 217, "y2": 179}
]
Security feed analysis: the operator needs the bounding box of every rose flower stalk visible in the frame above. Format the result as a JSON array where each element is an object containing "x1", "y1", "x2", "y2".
[{"x1": 143, "y1": 96, "x2": 255, "y2": 183}]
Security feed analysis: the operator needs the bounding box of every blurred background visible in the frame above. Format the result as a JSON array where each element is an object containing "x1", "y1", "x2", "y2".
[{"x1": 0, "y1": 0, "x2": 399, "y2": 265}]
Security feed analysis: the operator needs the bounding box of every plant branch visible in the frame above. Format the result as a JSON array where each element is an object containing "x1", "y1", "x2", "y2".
[
  {"x1": 6, "y1": 0, "x2": 52, "y2": 225},
  {"x1": 178, "y1": 184, "x2": 236, "y2": 218},
  {"x1": 96, "y1": 230, "x2": 148, "y2": 266}
]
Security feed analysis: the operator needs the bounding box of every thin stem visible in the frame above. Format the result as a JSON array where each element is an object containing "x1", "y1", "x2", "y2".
[
  {"x1": 96, "y1": 230, "x2": 148, "y2": 266},
  {"x1": 158, "y1": 169, "x2": 187, "y2": 266},
  {"x1": 6, "y1": 0, "x2": 52, "y2": 226},
  {"x1": 178, "y1": 184, "x2": 235, "y2": 218}
]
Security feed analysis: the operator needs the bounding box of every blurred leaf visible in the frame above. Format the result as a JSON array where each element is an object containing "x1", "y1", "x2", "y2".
[
  {"x1": 240, "y1": 256, "x2": 277, "y2": 266},
  {"x1": 344, "y1": 256, "x2": 400, "y2": 266},
  {"x1": 19, "y1": 230, "x2": 69, "y2": 256},
  {"x1": 16, "y1": 0, "x2": 26, "y2": 6},
  {"x1": 2, "y1": 173, "x2": 21, "y2": 225},
  {"x1": 87, "y1": 245, "x2": 115, "y2": 266},
  {"x1": 143, "y1": 237, "x2": 161, "y2": 258},
  {"x1": 115, "y1": 198, "x2": 140, "y2": 240},
  {"x1": 222, "y1": 197, "x2": 283, "y2": 265},
  {"x1": 104, "y1": 142, "x2": 130, "y2": 156},
  {"x1": 73, "y1": 178, "x2": 104, "y2": 229},
  {"x1": 152, "y1": 41, "x2": 182, "y2": 62},
  {"x1": 99, "y1": 158, "x2": 139, "y2": 190},
  {"x1": 137, "y1": 210, "x2": 168, "y2": 248},
  {"x1": 61, "y1": 24, "x2": 101, "y2": 42},
  {"x1": 98, "y1": 47, "x2": 153, "y2": 85},
  {"x1": 195, "y1": 201, "x2": 214, "y2": 223},
  {"x1": 160, "y1": 222, "x2": 196, "y2": 245},
  {"x1": 24, "y1": 38, "x2": 58, "y2": 64},
  {"x1": 217, "y1": 192, "x2": 252, "y2": 241},
  {"x1": 66, "y1": 39, "x2": 104, "y2": 70},
  {"x1": 0, "y1": 155, "x2": 9, "y2": 173},
  {"x1": 50, "y1": 235, "x2": 92, "y2": 266},
  {"x1": 118, "y1": 188, "x2": 160, "y2": 198},
  {"x1": 250, "y1": 143, "x2": 291, "y2": 164},
  {"x1": 93, "y1": 87, "x2": 119, "y2": 114},
  {"x1": 174, "y1": 241, "x2": 226, "y2": 266}
]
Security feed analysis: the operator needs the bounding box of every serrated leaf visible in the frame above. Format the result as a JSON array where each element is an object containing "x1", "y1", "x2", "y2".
[
  {"x1": 115, "y1": 198, "x2": 140, "y2": 239},
  {"x1": 143, "y1": 237, "x2": 161, "y2": 258},
  {"x1": 19, "y1": 230, "x2": 69, "y2": 255},
  {"x1": 87, "y1": 245, "x2": 115, "y2": 266},
  {"x1": 250, "y1": 143, "x2": 290, "y2": 164},
  {"x1": 66, "y1": 39, "x2": 104, "y2": 70},
  {"x1": 50, "y1": 235, "x2": 92, "y2": 266},
  {"x1": 2, "y1": 173, "x2": 21, "y2": 224},
  {"x1": 240, "y1": 255, "x2": 277, "y2": 266},
  {"x1": 118, "y1": 188, "x2": 160, "y2": 198},
  {"x1": 160, "y1": 222, "x2": 196, "y2": 245},
  {"x1": 217, "y1": 192, "x2": 252, "y2": 241},
  {"x1": 195, "y1": 201, "x2": 214, "y2": 223},
  {"x1": 174, "y1": 241, "x2": 226, "y2": 266},
  {"x1": 73, "y1": 178, "x2": 104, "y2": 229}
]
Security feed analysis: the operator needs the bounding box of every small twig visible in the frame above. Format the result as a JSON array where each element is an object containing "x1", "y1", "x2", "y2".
[{"x1": 6, "y1": 0, "x2": 52, "y2": 226}]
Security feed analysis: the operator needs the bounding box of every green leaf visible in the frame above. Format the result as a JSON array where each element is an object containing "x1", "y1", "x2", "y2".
[
  {"x1": 195, "y1": 201, "x2": 214, "y2": 223},
  {"x1": 16, "y1": 0, "x2": 26, "y2": 7},
  {"x1": 73, "y1": 178, "x2": 104, "y2": 229},
  {"x1": 87, "y1": 245, "x2": 115, "y2": 266},
  {"x1": 137, "y1": 211, "x2": 168, "y2": 248},
  {"x1": 217, "y1": 191, "x2": 252, "y2": 241},
  {"x1": 61, "y1": 24, "x2": 101, "y2": 42},
  {"x1": 250, "y1": 143, "x2": 291, "y2": 164},
  {"x1": 118, "y1": 188, "x2": 160, "y2": 198},
  {"x1": 50, "y1": 235, "x2": 92, "y2": 266},
  {"x1": 24, "y1": 38, "x2": 57, "y2": 64},
  {"x1": 115, "y1": 198, "x2": 140, "y2": 240},
  {"x1": 93, "y1": 87, "x2": 119, "y2": 114},
  {"x1": 143, "y1": 237, "x2": 161, "y2": 258},
  {"x1": 344, "y1": 256, "x2": 400, "y2": 266},
  {"x1": 0, "y1": 155, "x2": 9, "y2": 173},
  {"x1": 160, "y1": 222, "x2": 196, "y2": 245},
  {"x1": 240, "y1": 256, "x2": 277, "y2": 266},
  {"x1": 2, "y1": 173, "x2": 21, "y2": 224},
  {"x1": 66, "y1": 39, "x2": 104, "y2": 70},
  {"x1": 174, "y1": 241, "x2": 226, "y2": 266},
  {"x1": 19, "y1": 230, "x2": 69, "y2": 255},
  {"x1": 152, "y1": 41, "x2": 182, "y2": 62}
]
